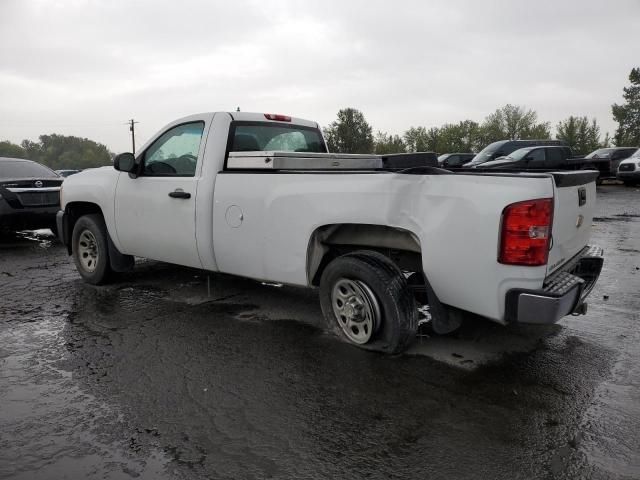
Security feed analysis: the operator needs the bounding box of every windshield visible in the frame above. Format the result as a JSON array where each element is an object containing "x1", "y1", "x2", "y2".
[
  {"x1": 437, "y1": 154, "x2": 450, "y2": 162},
  {"x1": 231, "y1": 123, "x2": 326, "y2": 153},
  {"x1": 504, "y1": 148, "x2": 533, "y2": 161},
  {"x1": 469, "y1": 141, "x2": 505, "y2": 165},
  {"x1": 0, "y1": 159, "x2": 59, "y2": 179},
  {"x1": 629, "y1": 149, "x2": 640, "y2": 159},
  {"x1": 585, "y1": 148, "x2": 614, "y2": 159}
]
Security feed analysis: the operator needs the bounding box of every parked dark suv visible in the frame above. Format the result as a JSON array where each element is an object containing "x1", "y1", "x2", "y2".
[
  {"x1": 0, "y1": 157, "x2": 62, "y2": 233},
  {"x1": 438, "y1": 153, "x2": 475, "y2": 169},
  {"x1": 466, "y1": 139, "x2": 568, "y2": 167}
]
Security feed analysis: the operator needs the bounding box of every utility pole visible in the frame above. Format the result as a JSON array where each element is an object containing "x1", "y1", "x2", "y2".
[{"x1": 127, "y1": 119, "x2": 139, "y2": 153}]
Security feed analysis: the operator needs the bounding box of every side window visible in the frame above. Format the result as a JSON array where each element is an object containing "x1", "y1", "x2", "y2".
[
  {"x1": 546, "y1": 148, "x2": 563, "y2": 167},
  {"x1": 526, "y1": 148, "x2": 546, "y2": 168},
  {"x1": 143, "y1": 122, "x2": 205, "y2": 177}
]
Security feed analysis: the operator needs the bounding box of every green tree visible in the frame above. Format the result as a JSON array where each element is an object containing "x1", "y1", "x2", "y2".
[
  {"x1": 481, "y1": 104, "x2": 551, "y2": 142},
  {"x1": 437, "y1": 120, "x2": 483, "y2": 152},
  {"x1": 374, "y1": 131, "x2": 406, "y2": 154},
  {"x1": 612, "y1": 67, "x2": 640, "y2": 146},
  {"x1": 403, "y1": 126, "x2": 430, "y2": 152},
  {"x1": 15, "y1": 134, "x2": 113, "y2": 170},
  {"x1": 0, "y1": 140, "x2": 27, "y2": 158},
  {"x1": 556, "y1": 116, "x2": 602, "y2": 155},
  {"x1": 323, "y1": 108, "x2": 374, "y2": 153}
]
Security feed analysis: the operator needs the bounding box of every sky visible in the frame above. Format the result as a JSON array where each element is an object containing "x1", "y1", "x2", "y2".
[{"x1": 1, "y1": 0, "x2": 639, "y2": 153}]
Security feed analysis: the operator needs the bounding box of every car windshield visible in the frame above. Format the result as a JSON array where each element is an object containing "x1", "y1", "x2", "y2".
[
  {"x1": 469, "y1": 141, "x2": 505, "y2": 165},
  {"x1": 585, "y1": 148, "x2": 614, "y2": 159},
  {"x1": 629, "y1": 149, "x2": 640, "y2": 159},
  {"x1": 0, "y1": 160, "x2": 58, "y2": 179},
  {"x1": 437, "y1": 154, "x2": 450, "y2": 162},
  {"x1": 231, "y1": 124, "x2": 326, "y2": 153},
  {"x1": 504, "y1": 148, "x2": 533, "y2": 161}
]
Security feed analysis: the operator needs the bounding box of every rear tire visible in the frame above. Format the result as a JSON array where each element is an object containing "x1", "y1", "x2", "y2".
[
  {"x1": 319, "y1": 250, "x2": 418, "y2": 354},
  {"x1": 72, "y1": 214, "x2": 112, "y2": 285}
]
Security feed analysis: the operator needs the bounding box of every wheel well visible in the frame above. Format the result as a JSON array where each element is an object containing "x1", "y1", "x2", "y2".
[
  {"x1": 307, "y1": 224, "x2": 423, "y2": 286},
  {"x1": 64, "y1": 202, "x2": 104, "y2": 254}
]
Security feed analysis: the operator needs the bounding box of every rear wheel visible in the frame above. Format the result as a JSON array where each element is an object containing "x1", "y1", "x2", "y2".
[
  {"x1": 319, "y1": 251, "x2": 418, "y2": 354},
  {"x1": 72, "y1": 214, "x2": 112, "y2": 284}
]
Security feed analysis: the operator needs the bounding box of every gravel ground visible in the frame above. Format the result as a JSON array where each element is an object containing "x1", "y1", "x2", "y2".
[{"x1": 0, "y1": 184, "x2": 638, "y2": 480}]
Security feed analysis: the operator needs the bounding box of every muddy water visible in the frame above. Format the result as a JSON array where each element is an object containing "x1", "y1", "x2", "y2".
[{"x1": 0, "y1": 185, "x2": 638, "y2": 479}]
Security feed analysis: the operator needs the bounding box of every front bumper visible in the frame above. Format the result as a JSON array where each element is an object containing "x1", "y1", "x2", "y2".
[
  {"x1": 617, "y1": 170, "x2": 640, "y2": 181},
  {"x1": 0, "y1": 199, "x2": 59, "y2": 231},
  {"x1": 505, "y1": 245, "x2": 604, "y2": 324}
]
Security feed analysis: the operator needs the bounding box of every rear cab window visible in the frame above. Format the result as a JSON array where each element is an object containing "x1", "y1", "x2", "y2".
[{"x1": 228, "y1": 123, "x2": 327, "y2": 154}]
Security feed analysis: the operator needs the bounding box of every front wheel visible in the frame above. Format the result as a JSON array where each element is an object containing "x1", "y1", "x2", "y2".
[
  {"x1": 72, "y1": 214, "x2": 112, "y2": 285},
  {"x1": 319, "y1": 251, "x2": 418, "y2": 354}
]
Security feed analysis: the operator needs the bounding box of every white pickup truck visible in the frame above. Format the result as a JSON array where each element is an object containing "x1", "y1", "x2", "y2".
[{"x1": 57, "y1": 112, "x2": 604, "y2": 353}]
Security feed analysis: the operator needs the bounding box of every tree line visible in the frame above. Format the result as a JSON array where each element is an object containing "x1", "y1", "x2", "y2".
[
  {"x1": 325, "y1": 105, "x2": 610, "y2": 157},
  {"x1": 325, "y1": 67, "x2": 640, "y2": 156},
  {"x1": 0, "y1": 135, "x2": 113, "y2": 170},
  {"x1": 1, "y1": 67, "x2": 638, "y2": 167}
]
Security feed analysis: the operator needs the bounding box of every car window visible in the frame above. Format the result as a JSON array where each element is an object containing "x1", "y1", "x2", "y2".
[
  {"x1": 526, "y1": 148, "x2": 546, "y2": 168},
  {"x1": 585, "y1": 148, "x2": 613, "y2": 159},
  {"x1": 143, "y1": 122, "x2": 205, "y2": 177},
  {"x1": 446, "y1": 155, "x2": 463, "y2": 166},
  {"x1": 231, "y1": 124, "x2": 326, "y2": 153},
  {"x1": 506, "y1": 148, "x2": 532, "y2": 161},
  {"x1": 546, "y1": 148, "x2": 563, "y2": 167},
  {"x1": 0, "y1": 160, "x2": 59, "y2": 179}
]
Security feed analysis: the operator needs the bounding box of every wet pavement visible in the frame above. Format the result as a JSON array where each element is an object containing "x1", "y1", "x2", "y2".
[{"x1": 1, "y1": 185, "x2": 639, "y2": 479}]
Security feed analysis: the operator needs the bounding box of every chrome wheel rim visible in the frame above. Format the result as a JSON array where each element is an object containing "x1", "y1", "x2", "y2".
[
  {"x1": 78, "y1": 230, "x2": 99, "y2": 273},
  {"x1": 331, "y1": 278, "x2": 381, "y2": 344}
]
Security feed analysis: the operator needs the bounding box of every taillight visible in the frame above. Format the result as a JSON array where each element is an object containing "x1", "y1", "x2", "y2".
[
  {"x1": 498, "y1": 198, "x2": 553, "y2": 266},
  {"x1": 264, "y1": 113, "x2": 291, "y2": 122}
]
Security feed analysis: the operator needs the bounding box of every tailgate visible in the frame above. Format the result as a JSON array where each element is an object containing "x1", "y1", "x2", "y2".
[{"x1": 547, "y1": 171, "x2": 599, "y2": 274}]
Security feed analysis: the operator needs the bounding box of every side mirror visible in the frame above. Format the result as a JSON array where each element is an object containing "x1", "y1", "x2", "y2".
[{"x1": 114, "y1": 152, "x2": 136, "y2": 173}]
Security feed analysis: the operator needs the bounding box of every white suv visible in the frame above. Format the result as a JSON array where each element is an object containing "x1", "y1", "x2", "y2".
[{"x1": 617, "y1": 149, "x2": 640, "y2": 186}]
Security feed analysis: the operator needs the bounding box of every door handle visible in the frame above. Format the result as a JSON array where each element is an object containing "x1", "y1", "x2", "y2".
[{"x1": 168, "y1": 190, "x2": 191, "y2": 199}]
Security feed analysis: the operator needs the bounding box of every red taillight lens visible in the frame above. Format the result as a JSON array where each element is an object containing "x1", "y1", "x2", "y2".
[
  {"x1": 264, "y1": 113, "x2": 291, "y2": 122},
  {"x1": 498, "y1": 198, "x2": 554, "y2": 266}
]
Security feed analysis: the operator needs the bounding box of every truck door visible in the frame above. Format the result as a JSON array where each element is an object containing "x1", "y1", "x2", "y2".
[
  {"x1": 545, "y1": 148, "x2": 564, "y2": 169},
  {"x1": 525, "y1": 148, "x2": 546, "y2": 169},
  {"x1": 114, "y1": 122, "x2": 205, "y2": 268}
]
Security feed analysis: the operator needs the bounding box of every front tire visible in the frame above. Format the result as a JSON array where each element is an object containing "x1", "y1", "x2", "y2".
[
  {"x1": 72, "y1": 214, "x2": 112, "y2": 285},
  {"x1": 319, "y1": 251, "x2": 418, "y2": 354}
]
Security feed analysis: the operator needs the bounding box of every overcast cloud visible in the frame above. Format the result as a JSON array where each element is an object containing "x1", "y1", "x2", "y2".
[{"x1": 1, "y1": 0, "x2": 638, "y2": 152}]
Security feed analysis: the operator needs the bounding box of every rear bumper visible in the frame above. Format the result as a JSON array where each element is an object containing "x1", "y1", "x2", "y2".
[{"x1": 505, "y1": 245, "x2": 604, "y2": 324}]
